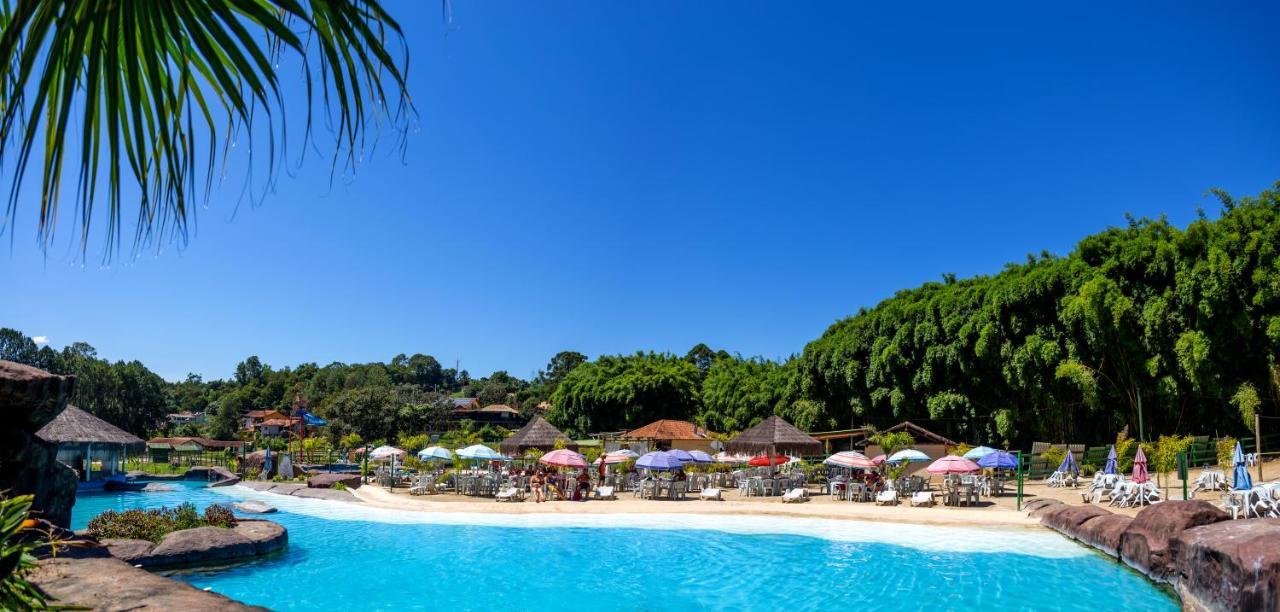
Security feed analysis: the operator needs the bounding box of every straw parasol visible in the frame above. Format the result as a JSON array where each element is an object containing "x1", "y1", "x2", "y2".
[
  {"x1": 725, "y1": 415, "x2": 822, "y2": 457},
  {"x1": 35, "y1": 405, "x2": 143, "y2": 446},
  {"x1": 499, "y1": 415, "x2": 577, "y2": 456}
]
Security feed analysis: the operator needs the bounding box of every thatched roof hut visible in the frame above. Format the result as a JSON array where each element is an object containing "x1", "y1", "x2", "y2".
[
  {"x1": 725, "y1": 415, "x2": 822, "y2": 456},
  {"x1": 36, "y1": 405, "x2": 142, "y2": 483},
  {"x1": 499, "y1": 415, "x2": 576, "y2": 455},
  {"x1": 36, "y1": 405, "x2": 143, "y2": 446}
]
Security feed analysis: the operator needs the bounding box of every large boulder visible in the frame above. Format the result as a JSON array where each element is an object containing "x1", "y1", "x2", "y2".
[
  {"x1": 130, "y1": 520, "x2": 287, "y2": 568},
  {"x1": 1119, "y1": 500, "x2": 1228, "y2": 582},
  {"x1": 308, "y1": 473, "x2": 361, "y2": 489},
  {"x1": 1076, "y1": 514, "x2": 1133, "y2": 558},
  {"x1": 232, "y1": 500, "x2": 277, "y2": 514},
  {"x1": 1027, "y1": 499, "x2": 1065, "y2": 518},
  {"x1": 290, "y1": 487, "x2": 361, "y2": 502},
  {"x1": 31, "y1": 557, "x2": 267, "y2": 611},
  {"x1": 1171, "y1": 518, "x2": 1280, "y2": 612},
  {"x1": 101, "y1": 538, "x2": 158, "y2": 563},
  {"x1": 1039, "y1": 504, "x2": 1113, "y2": 540},
  {"x1": 0, "y1": 360, "x2": 79, "y2": 527},
  {"x1": 1023, "y1": 498, "x2": 1062, "y2": 512}
]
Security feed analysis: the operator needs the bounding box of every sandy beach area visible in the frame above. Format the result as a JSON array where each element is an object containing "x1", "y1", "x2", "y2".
[{"x1": 343, "y1": 472, "x2": 1240, "y2": 529}]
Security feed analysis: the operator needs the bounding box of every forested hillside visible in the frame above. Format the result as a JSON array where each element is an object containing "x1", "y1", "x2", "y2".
[{"x1": 5, "y1": 184, "x2": 1278, "y2": 448}]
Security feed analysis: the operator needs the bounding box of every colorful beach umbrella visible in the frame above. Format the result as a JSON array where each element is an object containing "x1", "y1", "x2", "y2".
[
  {"x1": 748, "y1": 454, "x2": 791, "y2": 467},
  {"x1": 1057, "y1": 450, "x2": 1080, "y2": 475},
  {"x1": 665, "y1": 449, "x2": 696, "y2": 463},
  {"x1": 686, "y1": 450, "x2": 715, "y2": 463},
  {"x1": 962, "y1": 446, "x2": 997, "y2": 460},
  {"x1": 417, "y1": 446, "x2": 454, "y2": 461},
  {"x1": 713, "y1": 452, "x2": 750, "y2": 464},
  {"x1": 456, "y1": 444, "x2": 508, "y2": 461},
  {"x1": 887, "y1": 449, "x2": 930, "y2": 463},
  {"x1": 369, "y1": 445, "x2": 405, "y2": 460},
  {"x1": 824, "y1": 451, "x2": 876, "y2": 469},
  {"x1": 539, "y1": 448, "x2": 587, "y2": 468},
  {"x1": 926, "y1": 455, "x2": 981, "y2": 475},
  {"x1": 636, "y1": 451, "x2": 685, "y2": 471},
  {"x1": 977, "y1": 450, "x2": 1019, "y2": 470},
  {"x1": 1131, "y1": 446, "x2": 1149, "y2": 484},
  {"x1": 1103, "y1": 445, "x2": 1118, "y2": 475},
  {"x1": 595, "y1": 449, "x2": 640, "y2": 465},
  {"x1": 871, "y1": 454, "x2": 887, "y2": 465},
  {"x1": 1232, "y1": 440, "x2": 1252, "y2": 491}
]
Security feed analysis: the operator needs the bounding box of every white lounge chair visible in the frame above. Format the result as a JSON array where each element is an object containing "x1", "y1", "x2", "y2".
[
  {"x1": 699, "y1": 487, "x2": 723, "y2": 501},
  {"x1": 781, "y1": 488, "x2": 809, "y2": 503},
  {"x1": 593, "y1": 486, "x2": 616, "y2": 500},
  {"x1": 875, "y1": 488, "x2": 898, "y2": 506},
  {"x1": 495, "y1": 486, "x2": 522, "y2": 502},
  {"x1": 910, "y1": 491, "x2": 934, "y2": 507}
]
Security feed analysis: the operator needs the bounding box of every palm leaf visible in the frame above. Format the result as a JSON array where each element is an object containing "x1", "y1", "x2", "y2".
[{"x1": 0, "y1": 0, "x2": 413, "y2": 257}]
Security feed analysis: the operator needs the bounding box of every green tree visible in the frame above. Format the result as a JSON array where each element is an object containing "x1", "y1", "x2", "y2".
[{"x1": 550, "y1": 352, "x2": 702, "y2": 436}]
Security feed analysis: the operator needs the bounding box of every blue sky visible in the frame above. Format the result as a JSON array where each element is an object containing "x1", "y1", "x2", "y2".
[{"x1": 3, "y1": 2, "x2": 1278, "y2": 382}]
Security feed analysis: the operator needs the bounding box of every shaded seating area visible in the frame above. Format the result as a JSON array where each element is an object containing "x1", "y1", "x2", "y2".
[
  {"x1": 724, "y1": 416, "x2": 822, "y2": 497},
  {"x1": 36, "y1": 405, "x2": 143, "y2": 487}
]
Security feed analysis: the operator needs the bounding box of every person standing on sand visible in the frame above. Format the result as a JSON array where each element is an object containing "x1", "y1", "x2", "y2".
[{"x1": 597, "y1": 453, "x2": 608, "y2": 485}]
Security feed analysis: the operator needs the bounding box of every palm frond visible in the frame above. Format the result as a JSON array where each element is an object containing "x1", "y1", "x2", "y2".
[{"x1": 0, "y1": 0, "x2": 413, "y2": 257}]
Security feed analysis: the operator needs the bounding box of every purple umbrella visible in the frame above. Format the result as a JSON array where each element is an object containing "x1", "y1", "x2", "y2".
[
  {"x1": 665, "y1": 449, "x2": 695, "y2": 462},
  {"x1": 636, "y1": 451, "x2": 685, "y2": 471},
  {"x1": 977, "y1": 450, "x2": 1018, "y2": 469}
]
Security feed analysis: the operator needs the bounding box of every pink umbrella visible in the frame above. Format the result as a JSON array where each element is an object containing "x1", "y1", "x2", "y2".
[
  {"x1": 593, "y1": 450, "x2": 638, "y2": 465},
  {"x1": 1132, "y1": 446, "x2": 1149, "y2": 484},
  {"x1": 871, "y1": 454, "x2": 887, "y2": 465},
  {"x1": 926, "y1": 455, "x2": 980, "y2": 474},
  {"x1": 825, "y1": 451, "x2": 876, "y2": 469},
  {"x1": 539, "y1": 448, "x2": 586, "y2": 468}
]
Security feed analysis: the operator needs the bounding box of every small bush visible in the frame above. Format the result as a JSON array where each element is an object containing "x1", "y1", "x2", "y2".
[
  {"x1": 86, "y1": 503, "x2": 237, "y2": 543},
  {"x1": 332, "y1": 482, "x2": 348, "y2": 491},
  {"x1": 1217, "y1": 437, "x2": 1237, "y2": 468}
]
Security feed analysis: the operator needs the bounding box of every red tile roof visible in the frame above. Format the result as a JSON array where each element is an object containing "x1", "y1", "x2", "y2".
[{"x1": 621, "y1": 419, "x2": 712, "y2": 441}]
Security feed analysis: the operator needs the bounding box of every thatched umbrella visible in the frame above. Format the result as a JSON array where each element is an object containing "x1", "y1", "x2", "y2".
[
  {"x1": 499, "y1": 415, "x2": 577, "y2": 457},
  {"x1": 35, "y1": 405, "x2": 144, "y2": 482},
  {"x1": 726, "y1": 415, "x2": 822, "y2": 470}
]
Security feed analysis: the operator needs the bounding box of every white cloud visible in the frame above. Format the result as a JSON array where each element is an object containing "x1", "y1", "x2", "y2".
[{"x1": 32, "y1": 336, "x2": 48, "y2": 345}]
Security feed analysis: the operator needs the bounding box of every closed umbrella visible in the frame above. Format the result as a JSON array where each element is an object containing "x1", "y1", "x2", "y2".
[
  {"x1": 825, "y1": 451, "x2": 876, "y2": 469},
  {"x1": 636, "y1": 451, "x2": 684, "y2": 471},
  {"x1": 260, "y1": 446, "x2": 273, "y2": 480},
  {"x1": 963, "y1": 446, "x2": 997, "y2": 460},
  {"x1": 887, "y1": 449, "x2": 930, "y2": 464},
  {"x1": 1132, "y1": 446, "x2": 1149, "y2": 484},
  {"x1": 1103, "y1": 445, "x2": 1118, "y2": 475},
  {"x1": 539, "y1": 448, "x2": 587, "y2": 469},
  {"x1": 1232, "y1": 440, "x2": 1252, "y2": 491},
  {"x1": 926, "y1": 455, "x2": 980, "y2": 475},
  {"x1": 977, "y1": 450, "x2": 1019, "y2": 470},
  {"x1": 1057, "y1": 450, "x2": 1080, "y2": 475}
]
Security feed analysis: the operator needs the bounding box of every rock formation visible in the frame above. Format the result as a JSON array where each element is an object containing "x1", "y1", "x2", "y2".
[
  {"x1": 1118, "y1": 500, "x2": 1228, "y2": 582},
  {"x1": 1172, "y1": 518, "x2": 1280, "y2": 611},
  {"x1": 101, "y1": 519, "x2": 287, "y2": 568},
  {"x1": 0, "y1": 360, "x2": 79, "y2": 527}
]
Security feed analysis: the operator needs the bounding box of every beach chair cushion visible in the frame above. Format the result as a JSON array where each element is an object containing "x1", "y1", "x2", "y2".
[
  {"x1": 495, "y1": 487, "x2": 519, "y2": 502},
  {"x1": 910, "y1": 491, "x2": 933, "y2": 506},
  {"x1": 781, "y1": 488, "x2": 809, "y2": 503},
  {"x1": 700, "y1": 487, "x2": 723, "y2": 501},
  {"x1": 875, "y1": 490, "x2": 898, "y2": 505}
]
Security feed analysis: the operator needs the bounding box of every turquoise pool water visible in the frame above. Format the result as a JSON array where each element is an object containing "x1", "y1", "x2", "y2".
[{"x1": 72, "y1": 483, "x2": 1176, "y2": 611}]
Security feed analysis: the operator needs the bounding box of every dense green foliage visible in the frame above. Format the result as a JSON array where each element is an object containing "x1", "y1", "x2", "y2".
[
  {"x1": 797, "y1": 186, "x2": 1280, "y2": 446},
  {"x1": 1, "y1": 494, "x2": 48, "y2": 610},
  {"x1": 86, "y1": 503, "x2": 237, "y2": 543},
  {"x1": 4, "y1": 184, "x2": 1278, "y2": 448}
]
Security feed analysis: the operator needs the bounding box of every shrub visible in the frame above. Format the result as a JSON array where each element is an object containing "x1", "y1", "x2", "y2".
[
  {"x1": 332, "y1": 482, "x2": 348, "y2": 491},
  {"x1": 2, "y1": 494, "x2": 53, "y2": 610},
  {"x1": 86, "y1": 503, "x2": 237, "y2": 543},
  {"x1": 1217, "y1": 437, "x2": 1238, "y2": 469},
  {"x1": 1040, "y1": 447, "x2": 1066, "y2": 470}
]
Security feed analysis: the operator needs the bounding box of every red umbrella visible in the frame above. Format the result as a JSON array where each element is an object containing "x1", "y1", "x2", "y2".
[
  {"x1": 748, "y1": 454, "x2": 790, "y2": 467},
  {"x1": 1132, "y1": 446, "x2": 1149, "y2": 484}
]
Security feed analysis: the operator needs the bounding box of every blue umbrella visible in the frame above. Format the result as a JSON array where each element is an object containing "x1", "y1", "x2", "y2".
[
  {"x1": 1103, "y1": 445, "x2": 1118, "y2": 475},
  {"x1": 636, "y1": 451, "x2": 685, "y2": 471},
  {"x1": 1057, "y1": 450, "x2": 1080, "y2": 475},
  {"x1": 457, "y1": 444, "x2": 508, "y2": 461},
  {"x1": 686, "y1": 450, "x2": 715, "y2": 463},
  {"x1": 963, "y1": 446, "x2": 997, "y2": 460},
  {"x1": 665, "y1": 449, "x2": 695, "y2": 463},
  {"x1": 418, "y1": 446, "x2": 454, "y2": 461},
  {"x1": 977, "y1": 450, "x2": 1019, "y2": 469},
  {"x1": 1233, "y1": 441, "x2": 1252, "y2": 491},
  {"x1": 887, "y1": 449, "x2": 930, "y2": 463}
]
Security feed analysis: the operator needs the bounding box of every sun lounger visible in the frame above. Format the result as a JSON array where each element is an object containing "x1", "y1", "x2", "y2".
[
  {"x1": 910, "y1": 491, "x2": 934, "y2": 507},
  {"x1": 699, "y1": 487, "x2": 723, "y2": 501},
  {"x1": 495, "y1": 486, "x2": 522, "y2": 502},
  {"x1": 875, "y1": 488, "x2": 898, "y2": 506},
  {"x1": 781, "y1": 488, "x2": 809, "y2": 503},
  {"x1": 593, "y1": 486, "x2": 616, "y2": 500}
]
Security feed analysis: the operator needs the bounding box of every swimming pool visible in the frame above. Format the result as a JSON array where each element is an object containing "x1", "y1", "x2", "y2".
[{"x1": 72, "y1": 483, "x2": 1176, "y2": 611}]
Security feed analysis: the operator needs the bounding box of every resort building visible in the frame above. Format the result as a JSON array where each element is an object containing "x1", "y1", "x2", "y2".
[
  {"x1": 862, "y1": 420, "x2": 959, "y2": 474},
  {"x1": 147, "y1": 436, "x2": 245, "y2": 461},
  {"x1": 35, "y1": 405, "x2": 144, "y2": 487},
  {"x1": 621, "y1": 419, "x2": 717, "y2": 453},
  {"x1": 449, "y1": 398, "x2": 525, "y2": 428},
  {"x1": 165, "y1": 411, "x2": 207, "y2": 426}
]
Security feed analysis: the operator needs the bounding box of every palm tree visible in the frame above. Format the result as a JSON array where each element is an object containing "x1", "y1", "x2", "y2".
[{"x1": 0, "y1": 0, "x2": 413, "y2": 256}]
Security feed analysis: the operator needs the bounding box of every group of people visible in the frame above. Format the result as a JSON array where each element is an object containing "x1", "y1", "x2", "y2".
[{"x1": 525, "y1": 467, "x2": 593, "y2": 503}]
